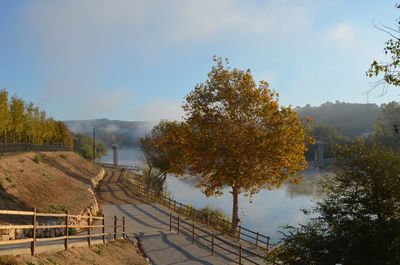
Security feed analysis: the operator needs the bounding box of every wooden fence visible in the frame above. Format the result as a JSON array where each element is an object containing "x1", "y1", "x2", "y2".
[
  {"x1": 169, "y1": 213, "x2": 272, "y2": 265},
  {"x1": 0, "y1": 209, "x2": 126, "y2": 256},
  {"x1": 0, "y1": 143, "x2": 69, "y2": 154},
  {"x1": 99, "y1": 162, "x2": 140, "y2": 172},
  {"x1": 121, "y1": 174, "x2": 271, "y2": 252}
]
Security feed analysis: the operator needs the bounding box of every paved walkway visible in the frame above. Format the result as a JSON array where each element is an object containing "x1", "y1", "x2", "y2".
[{"x1": 97, "y1": 169, "x2": 234, "y2": 265}]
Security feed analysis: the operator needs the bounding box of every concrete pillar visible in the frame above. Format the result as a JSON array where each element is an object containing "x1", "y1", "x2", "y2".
[{"x1": 112, "y1": 145, "x2": 118, "y2": 168}]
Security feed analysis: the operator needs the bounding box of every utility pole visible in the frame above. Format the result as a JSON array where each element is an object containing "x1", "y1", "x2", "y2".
[{"x1": 92, "y1": 127, "x2": 96, "y2": 163}]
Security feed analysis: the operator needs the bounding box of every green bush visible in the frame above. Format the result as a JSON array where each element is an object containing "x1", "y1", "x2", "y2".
[
  {"x1": 5, "y1": 176, "x2": 12, "y2": 183},
  {"x1": 48, "y1": 205, "x2": 67, "y2": 213},
  {"x1": 32, "y1": 155, "x2": 44, "y2": 164},
  {"x1": 59, "y1": 153, "x2": 68, "y2": 159},
  {"x1": 198, "y1": 205, "x2": 227, "y2": 220},
  {"x1": 68, "y1": 228, "x2": 77, "y2": 236},
  {"x1": 42, "y1": 172, "x2": 53, "y2": 181},
  {"x1": 271, "y1": 143, "x2": 400, "y2": 264},
  {"x1": 96, "y1": 244, "x2": 105, "y2": 256}
]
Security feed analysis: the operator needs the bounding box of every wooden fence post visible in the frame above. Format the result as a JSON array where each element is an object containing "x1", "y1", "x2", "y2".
[
  {"x1": 207, "y1": 213, "x2": 210, "y2": 227},
  {"x1": 211, "y1": 233, "x2": 215, "y2": 255},
  {"x1": 169, "y1": 213, "x2": 172, "y2": 231},
  {"x1": 31, "y1": 207, "x2": 36, "y2": 256},
  {"x1": 168, "y1": 197, "x2": 171, "y2": 209},
  {"x1": 266, "y1": 237, "x2": 270, "y2": 253},
  {"x1": 238, "y1": 225, "x2": 242, "y2": 241},
  {"x1": 88, "y1": 214, "x2": 92, "y2": 247},
  {"x1": 114, "y1": 216, "x2": 117, "y2": 241},
  {"x1": 192, "y1": 222, "x2": 195, "y2": 244},
  {"x1": 102, "y1": 214, "x2": 105, "y2": 245},
  {"x1": 256, "y1": 232, "x2": 259, "y2": 248},
  {"x1": 239, "y1": 244, "x2": 242, "y2": 265},
  {"x1": 122, "y1": 216, "x2": 126, "y2": 238},
  {"x1": 65, "y1": 210, "x2": 69, "y2": 251},
  {"x1": 177, "y1": 216, "x2": 180, "y2": 235}
]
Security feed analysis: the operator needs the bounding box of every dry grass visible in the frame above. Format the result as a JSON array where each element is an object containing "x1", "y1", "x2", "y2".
[
  {"x1": 0, "y1": 151, "x2": 101, "y2": 222},
  {"x1": 0, "y1": 240, "x2": 148, "y2": 265}
]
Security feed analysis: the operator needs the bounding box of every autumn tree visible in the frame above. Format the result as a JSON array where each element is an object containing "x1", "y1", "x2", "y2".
[
  {"x1": 0, "y1": 89, "x2": 73, "y2": 148},
  {"x1": 155, "y1": 58, "x2": 310, "y2": 233},
  {"x1": 0, "y1": 89, "x2": 10, "y2": 144},
  {"x1": 9, "y1": 95, "x2": 25, "y2": 142},
  {"x1": 140, "y1": 121, "x2": 185, "y2": 194}
]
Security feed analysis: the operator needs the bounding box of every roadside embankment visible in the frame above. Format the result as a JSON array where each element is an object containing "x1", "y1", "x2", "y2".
[{"x1": 0, "y1": 151, "x2": 105, "y2": 239}]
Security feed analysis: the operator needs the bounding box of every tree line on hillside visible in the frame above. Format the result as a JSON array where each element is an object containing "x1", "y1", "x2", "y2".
[
  {"x1": 0, "y1": 89, "x2": 73, "y2": 148},
  {"x1": 295, "y1": 101, "x2": 381, "y2": 137}
]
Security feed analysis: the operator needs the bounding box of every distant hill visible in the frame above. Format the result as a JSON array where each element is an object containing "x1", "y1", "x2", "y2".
[
  {"x1": 295, "y1": 101, "x2": 382, "y2": 137},
  {"x1": 65, "y1": 102, "x2": 385, "y2": 148},
  {"x1": 64, "y1": 119, "x2": 154, "y2": 148}
]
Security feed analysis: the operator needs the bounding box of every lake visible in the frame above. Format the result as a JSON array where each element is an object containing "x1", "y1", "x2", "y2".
[{"x1": 100, "y1": 148, "x2": 329, "y2": 242}]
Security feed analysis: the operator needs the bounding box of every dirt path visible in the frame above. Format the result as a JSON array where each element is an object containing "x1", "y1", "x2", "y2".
[{"x1": 97, "y1": 169, "x2": 233, "y2": 265}]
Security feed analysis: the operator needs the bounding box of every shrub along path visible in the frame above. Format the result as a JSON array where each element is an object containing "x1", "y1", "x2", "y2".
[{"x1": 96, "y1": 169, "x2": 247, "y2": 265}]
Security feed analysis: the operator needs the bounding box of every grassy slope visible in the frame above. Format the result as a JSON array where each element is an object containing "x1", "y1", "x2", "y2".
[{"x1": 0, "y1": 151, "x2": 100, "y2": 217}]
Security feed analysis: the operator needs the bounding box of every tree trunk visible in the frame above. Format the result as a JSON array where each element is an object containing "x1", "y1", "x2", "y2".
[{"x1": 231, "y1": 186, "x2": 239, "y2": 236}]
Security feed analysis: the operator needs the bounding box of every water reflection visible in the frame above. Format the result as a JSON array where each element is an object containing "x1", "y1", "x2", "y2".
[{"x1": 101, "y1": 148, "x2": 328, "y2": 241}]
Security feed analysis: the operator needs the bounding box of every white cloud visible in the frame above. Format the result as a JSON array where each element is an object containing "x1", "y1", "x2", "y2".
[
  {"x1": 325, "y1": 23, "x2": 355, "y2": 48},
  {"x1": 39, "y1": 79, "x2": 135, "y2": 120},
  {"x1": 136, "y1": 99, "x2": 183, "y2": 122},
  {"x1": 21, "y1": 0, "x2": 321, "y2": 66},
  {"x1": 17, "y1": 0, "x2": 329, "y2": 120}
]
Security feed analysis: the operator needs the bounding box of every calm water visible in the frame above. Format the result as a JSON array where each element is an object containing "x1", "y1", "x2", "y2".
[{"x1": 100, "y1": 148, "x2": 329, "y2": 242}]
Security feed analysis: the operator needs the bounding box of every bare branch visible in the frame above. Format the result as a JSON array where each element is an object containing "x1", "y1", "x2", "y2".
[{"x1": 373, "y1": 19, "x2": 400, "y2": 40}]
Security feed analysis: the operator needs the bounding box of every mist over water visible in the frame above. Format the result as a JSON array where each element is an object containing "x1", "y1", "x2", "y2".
[{"x1": 101, "y1": 148, "x2": 327, "y2": 242}]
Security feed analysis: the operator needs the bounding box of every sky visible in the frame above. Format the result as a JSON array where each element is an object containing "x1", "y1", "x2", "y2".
[{"x1": 0, "y1": 0, "x2": 399, "y2": 121}]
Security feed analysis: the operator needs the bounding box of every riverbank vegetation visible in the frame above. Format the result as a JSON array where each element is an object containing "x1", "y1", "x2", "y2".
[
  {"x1": 269, "y1": 143, "x2": 400, "y2": 264},
  {"x1": 73, "y1": 134, "x2": 107, "y2": 161}
]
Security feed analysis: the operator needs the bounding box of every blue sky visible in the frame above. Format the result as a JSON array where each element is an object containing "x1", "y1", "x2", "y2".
[{"x1": 0, "y1": 0, "x2": 399, "y2": 121}]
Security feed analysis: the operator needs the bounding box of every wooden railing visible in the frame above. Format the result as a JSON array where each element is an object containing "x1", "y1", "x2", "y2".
[
  {"x1": 169, "y1": 213, "x2": 273, "y2": 265},
  {"x1": 0, "y1": 209, "x2": 126, "y2": 256},
  {"x1": 120, "y1": 173, "x2": 271, "y2": 252},
  {"x1": 0, "y1": 143, "x2": 69, "y2": 153},
  {"x1": 99, "y1": 162, "x2": 140, "y2": 172}
]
